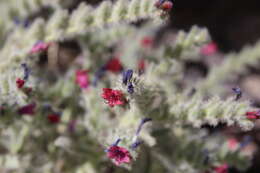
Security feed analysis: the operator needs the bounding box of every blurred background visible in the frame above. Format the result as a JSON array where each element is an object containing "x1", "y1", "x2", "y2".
[{"x1": 170, "y1": 1, "x2": 260, "y2": 172}]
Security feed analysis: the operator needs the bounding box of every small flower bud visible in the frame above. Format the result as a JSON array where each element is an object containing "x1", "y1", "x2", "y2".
[{"x1": 232, "y1": 87, "x2": 242, "y2": 101}]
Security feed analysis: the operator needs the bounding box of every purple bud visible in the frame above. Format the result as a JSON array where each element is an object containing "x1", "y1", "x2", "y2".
[
  {"x1": 202, "y1": 149, "x2": 210, "y2": 164},
  {"x1": 127, "y1": 83, "x2": 134, "y2": 94},
  {"x1": 232, "y1": 87, "x2": 242, "y2": 101},
  {"x1": 93, "y1": 65, "x2": 106, "y2": 86},
  {"x1": 239, "y1": 136, "x2": 252, "y2": 149},
  {"x1": 131, "y1": 140, "x2": 142, "y2": 149},
  {"x1": 112, "y1": 138, "x2": 121, "y2": 146},
  {"x1": 105, "y1": 138, "x2": 122, "y2": 152},
  {"x1": 122, "y1": 69, "x2": 133, "y2": 85},
  {"x1": 136, "y1": 118, "x2": 152, "y2": 136},
  {"x1": 21, "y1": 63, "x2": 30, "y2": 80}
]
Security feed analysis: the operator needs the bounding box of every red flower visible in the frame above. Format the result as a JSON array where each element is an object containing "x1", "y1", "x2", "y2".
[
  {"x1": 75, "y1": 70, "x2": 89, "y2": 89},
  {"x1": 30, "y1": 41, "x2": 50, "y2": 54},
  {"x1": 16, "y1": 78, "x2": 25, "y2": 88},
  {"x1": 200, "y1": 42, "x2": 218, "y2": 56},
  {"x1": 106, "y1": 58, "x2": 123, "y2": 73},
  {"x1": 246, "y1": 111, "x2": 260, "y2": 120},
  {"x1": 47, "y1": 114, "x2": 60, "y2": 123},
  {"x1": 102, "y1": 88, "x2": 125, "y2": 107},
  {"x1": 161, "y1": 1, "x2": 173, "y2": 11},
  {"x1": 141, "y1": 37, "x2": 153, "y2": 48},
  {"x1": 18, "y1": 103, "x2": 36, "y2": 115},
  {"x1": 107, "y1": 146, "x2": 132, "y2": 166},
  {"x1": 213, "y1": 164, "x2": 228, "y2": 173}
]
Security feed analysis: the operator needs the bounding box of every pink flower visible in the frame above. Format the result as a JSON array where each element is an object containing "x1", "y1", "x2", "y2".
[
  {"x1": 30, "y1": 41, "x2": 50, "y2": 54},
  {"x1": 246, "y1": 111, "x2": 260, "y2": 120},
  {"x1": 75, "y1": 70, "x2": 89, "y2": 89},
  {"x1": 18, "y1": 103, "x2": 36, "y2": 115},
  {"x1": 105, "y1": 58, "x2": 123, "y2": 73},
  {"x1": 16, "y1": 78, "x2": 25, "y2": 88},
  {"x1": 213, "y1": 164, "x2": 228, "y2": 173},
  {"x1": 47, "y1": 114, "x2": 60, "y2": 124},
  {"x1": 200, "y1": 42, "x2": 218, "y2": 56},
  {"x1": 227, "y1": 138, "x2": 239, "y2": 150},
  {"x1": 107, "y1": 146, "x2": 132, "y2": 165},
  {"x1": 141, "y1": 37, "x2": 153, "y2": 48},
  {"x1": 102, "y1": 88, "x2": 125, "y2": 107}
]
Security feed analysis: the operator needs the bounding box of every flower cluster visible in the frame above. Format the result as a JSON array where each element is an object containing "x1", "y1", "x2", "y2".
[
  {"x1": 107, "y1": 145, "x2": 132, "y2": 166},
  {"x1": 16, "y1": 78, "x2": 25, "y2": 88},
  {"x1": 106, "y1": 118, "x2": 152, "y2": 165},
  {"x1": 102, "y1": 88, "x2": 125, "y2": 107},
  {"x1": 105, "y1": 57, "x2": 123, "y2": 73}
]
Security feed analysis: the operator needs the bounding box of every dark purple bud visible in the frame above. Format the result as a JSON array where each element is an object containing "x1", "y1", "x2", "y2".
[
  {"x1": 13, "y1": 18, "x2": 30, "y2": 28},
  {"x1": 202, "y1": 149, "x2": 210, "y2": 164},
  {"x1": 122, "y1": 69, "x2": 133, "y2": 85},
  {"x1": 21, "y1": 63, "x2": 30, "y2": 80},
  {"x1": 131, "y1": 140, "x2": 142, "y2": 149},
  {"x1": 93, "y1": 65, "x2": 107, "y2": 86},
  {"x1": 42, "y1": 103, "x2": 53, "y2": 112},
  {"x1": 105, "y1": 138, "x2": 121, "y2": 152},
  {"x1": 136, "y1": 118, "x2": 152, "y2": 136},
  {"x1": 232, "y1": 87, "x2": 242, "y2": 101},
  {"x1": 141, "y1": 117, "x2": 152, "y2": 124},
  {"x1": 23, "y1": 20, "x2": 30, "y2": 28},
  {"x1": 13, "y1": 17, "x2": 21, "y2": 25},
  {"x1": 112, "y1": 138, "x2": 121, "y2": 146},
  {"x1": 68, "y1": 120, "x2": 77, "y2": 132},
  {"x1": 188, "y1": 88, "x2": 196, "y2": 97},
  {"x1": 127, "y1": 83, "x2": 134, "y2": 94}
]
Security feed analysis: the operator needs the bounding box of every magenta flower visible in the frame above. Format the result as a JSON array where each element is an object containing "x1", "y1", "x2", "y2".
[
  {"x1": 245, "y1": 111, "x2": 260, "y2": 120},
  {"x1": 75, "y1": 70, "x2": 89, "y2": 89},
  {"x1": 16, "y1": 78, "x2": 25, "y2": 88},
  {"x1": 200, "y1": 42, "x2": 218, "y2": 56},
  {"x1": 105, "y1": 57, "x2": 123, "y2": 73},
  {"x1": 107, "y1": 145, "x2": 132, "y2": 165},
  {"x1": 30, "y1": 41, "x2": 50, "y2": 54},
  {"x1": 214, "y1": 164, "x2": 228, "y2": 173},
  {"x1": 102, "y1": 88, "x2": 125, "y2": 107},
  {"x1": 18, "y1": 103, "x2": 36, "y2": 115}
]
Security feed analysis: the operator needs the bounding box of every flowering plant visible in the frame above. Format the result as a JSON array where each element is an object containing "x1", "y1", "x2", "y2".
[{"x1": 0, "y1": 0, "x2": 259, "y2": 173}]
